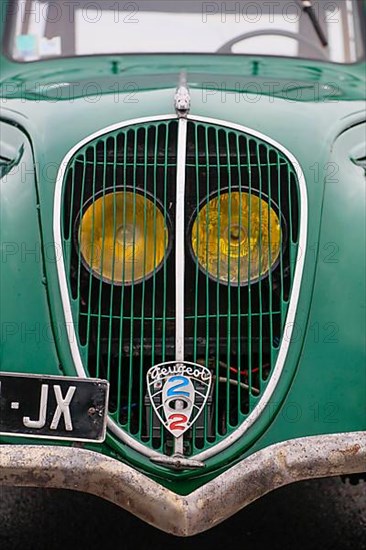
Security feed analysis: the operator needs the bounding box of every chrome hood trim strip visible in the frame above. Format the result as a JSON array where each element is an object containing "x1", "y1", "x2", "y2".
[{"x1": 2, "y1": 432, "x2": 365, "y2": 536}]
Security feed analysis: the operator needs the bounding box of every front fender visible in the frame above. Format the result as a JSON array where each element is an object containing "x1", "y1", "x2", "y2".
[
  {"x1": 298, "y1": 122, "x2": 366, "y2": 428},
  {"x1": 271, "y1": 122, "x2": 366, "y2": 438},
  {"x1": 0, "y1": 121, "x2": 60, "y2": 374}
]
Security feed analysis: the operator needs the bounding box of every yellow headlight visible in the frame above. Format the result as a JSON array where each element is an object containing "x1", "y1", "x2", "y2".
[
  {"x1": 191, "y1": 192, "x2": 281, "y2": 285},
  {"x1": 79, "y1": 191, "x2": 168, "y2": 284}
]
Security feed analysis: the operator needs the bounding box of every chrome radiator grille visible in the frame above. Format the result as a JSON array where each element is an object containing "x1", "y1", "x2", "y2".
[{"x1": 60, "y1": 117, "x2": 300, "y2": 457}]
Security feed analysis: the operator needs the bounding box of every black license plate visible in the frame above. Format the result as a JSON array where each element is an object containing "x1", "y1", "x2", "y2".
[{"x1": 0, "y1": 373, "x2": 109, "y2": 442}]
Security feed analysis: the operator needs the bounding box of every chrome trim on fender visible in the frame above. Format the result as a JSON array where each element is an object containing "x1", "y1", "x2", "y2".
[
  {"x1": 54, "y1": 114, "x2": 308, "y2": 462},
  {"x1": 1, "y1": 432, "x2": 365, "y2": 536}
]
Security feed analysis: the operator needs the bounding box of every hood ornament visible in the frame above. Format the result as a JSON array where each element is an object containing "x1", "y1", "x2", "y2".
[{"x1": 174, "y1": 72, "x2": 191, "y2": 117}]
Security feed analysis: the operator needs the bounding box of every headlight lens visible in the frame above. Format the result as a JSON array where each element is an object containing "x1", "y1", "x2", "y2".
[
  {"x1": 191, "y1": 191, "x2": 281, "y2": 285},
  {"x1": 79, "y1": 191, "x2": 169, "y2": 284}
]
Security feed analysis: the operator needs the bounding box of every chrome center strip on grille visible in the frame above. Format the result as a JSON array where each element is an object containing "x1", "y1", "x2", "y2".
[
  {"x1": 173, "y1": 78, "x2": 190, "y2": 457},
  {"x1": 174, "y1": 119, "x2": 188, "y2": 456},
  {"x1": 175, "y1": 119, "x2": 188, "y2": 365}
]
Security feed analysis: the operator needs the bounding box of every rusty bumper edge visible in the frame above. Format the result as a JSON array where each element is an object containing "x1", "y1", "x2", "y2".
[{"x1": 1, "y1": 431, "x2": 365, "y2": 536}]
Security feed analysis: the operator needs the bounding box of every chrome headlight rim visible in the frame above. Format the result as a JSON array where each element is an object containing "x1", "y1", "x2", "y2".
[
  {"x1": 74, "y1": 186, "x2": 173, "y2": 286},
  {"x1": 187, "y1": 187, "x2": 287, "y2": 288}
]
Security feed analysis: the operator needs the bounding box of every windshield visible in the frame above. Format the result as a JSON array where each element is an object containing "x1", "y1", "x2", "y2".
[{"x1": 6, "y1": 0, "x2": 365, "y2": 63}]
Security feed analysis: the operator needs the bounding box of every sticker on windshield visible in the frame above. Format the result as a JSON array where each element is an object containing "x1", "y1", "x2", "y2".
[
  {"x1": 40, "y1": 37, "x2": 62, "y2": 57},
  {"x1": 16, "y1": 35, "x2": 38, "y2": 61}
]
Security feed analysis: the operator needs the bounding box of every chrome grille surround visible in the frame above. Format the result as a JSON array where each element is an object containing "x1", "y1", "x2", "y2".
[{"x1": 54, "y1": 114, "x2": 307, "y2": 462}]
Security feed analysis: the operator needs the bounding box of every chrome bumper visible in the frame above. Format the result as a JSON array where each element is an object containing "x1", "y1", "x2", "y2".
[{"x1": 1, "y1": 432, "x2": 365, "y2": 536}]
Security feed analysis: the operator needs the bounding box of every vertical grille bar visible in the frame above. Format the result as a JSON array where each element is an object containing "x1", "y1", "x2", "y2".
[
  {"x1": 256, "y1": 141, "x2": 263, "y2": 385},
  {"x1": 106, "y1": 138, "x2": 117, "y2": 383},
  {"x1": 247, "y1": 139, "x2": 253, "y2": 407},
  {"x1": 66, "y1": 165, "x2": 76, "y2": 279},
  {"x1": 214, "y1": 127, "x2": 220, "y2": 436},
  {"x1": 226, "y1": 131, "x2": 232, "y2": 426},
  {"x1": 138, "y1": 128, "x2": 148, "y2": 436},
  {"x1": 75, "y1": 154, "x2": 85, "y2": 313},
  {"x1": 116, "y1": 131, "x2": 128, "y2": 421},
  {"x1": 235, "y1": 134, "x2": 242, "y2": 416},
  {"x1": 96, "y1": 142, "x2": 105, "y2": 378},
  {"x1": 266, "y1": 147, "x2": 274, "y2": 369},
  {"x1": 277, "y1": 151, "x2": 284, "y2": 329}
]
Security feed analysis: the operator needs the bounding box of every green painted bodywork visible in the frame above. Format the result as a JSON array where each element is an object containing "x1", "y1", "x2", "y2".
[{"x1": 0, "y1": 1, "x2": 365, "y2": 493}]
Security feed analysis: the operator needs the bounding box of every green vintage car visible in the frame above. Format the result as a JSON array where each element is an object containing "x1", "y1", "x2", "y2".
[{"x1": 0, "y1": 0, "x2": 365, "y2": 536}]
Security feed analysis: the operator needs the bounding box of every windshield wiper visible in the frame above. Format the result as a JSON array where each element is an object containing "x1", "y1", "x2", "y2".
[{"x1": 301, "y1": 0, "x2": 328, "y2": 47}]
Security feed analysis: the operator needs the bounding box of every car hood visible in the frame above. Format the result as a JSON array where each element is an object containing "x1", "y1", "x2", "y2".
[
  {"x1": 1, "y1": 55, "x2": 365, "y2": 103},
  {"x1": 1, "y1": 56, "x2": 364, "y2": 165},
  {"x1": 1, "y1": 75, "x2": 364, "y2": 172}
]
